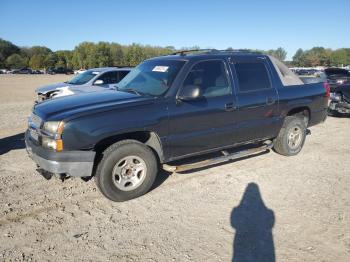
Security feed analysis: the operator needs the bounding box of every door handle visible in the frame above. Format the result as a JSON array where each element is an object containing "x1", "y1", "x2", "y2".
[
  {"x1": 266, "y1": 97, "x2": 275, "y2": 105},
  {"x1": 225, "y1": 103, "x2": 237, "y2": 111}
]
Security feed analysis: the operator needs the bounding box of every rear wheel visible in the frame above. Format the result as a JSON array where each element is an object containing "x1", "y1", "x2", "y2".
[
  {"x1": 273, "y1": 116, "x2": 306, "y2": 156},
  {"x1": 94, "y1": 140, "x2": 158, "y2": 202}
]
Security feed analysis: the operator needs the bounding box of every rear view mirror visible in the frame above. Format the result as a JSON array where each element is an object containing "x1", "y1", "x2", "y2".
[
  {"x1": 178, "y1": 85, "x2": 203, "y2": 101},
  {"x1": 94, "y1": 79, "x2": 104, "y2": 85}
]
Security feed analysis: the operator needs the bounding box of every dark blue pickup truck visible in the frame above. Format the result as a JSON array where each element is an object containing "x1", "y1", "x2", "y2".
[{"x1": 25, "y1": 50, "x2": 330, "y2": 201}]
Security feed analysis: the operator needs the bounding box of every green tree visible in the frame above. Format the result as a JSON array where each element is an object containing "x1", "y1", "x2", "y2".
[
  {"x1": 292, "y1": 48, "x2": 304, "y2": 66},
  {"x1": 267, "y1": 47, "x2": 287, "y2": 61},
  {"x1": 89, "y1": 42, "x2": 113, "y2": 68},
  {"x1": 55, "y1": 50, "x2": 73, "y2": 69},
  {"x1": 44, "y1": 53, "x2": 58, "y2": 68},
  {"x1": 0, "y1": 38, "x2": 20, "y2": 68},
  {"x1": 29, "y1": 54, "x2": 46, "y2": 69},
  {"x1": 310, "y1": 47, "x2": 331, "y2": 66},
  {"x1": 22, "y1": 46, "x2": 52, "y2": 57},
  {"x1": 330, "y1": 48, "x2": 350, "y2": 66},
  {"x1": 124, "y1": 43, "x2": 146, "y2": 66},
  {"x1": 6, "y1": 54, "x2": 27, "y2": 68},
  {"x1": 110, "y1": 43, "x2": 124, "y2": 66},
  {"x1": 292, "y1": 47, "x2": 332, "y2": 67},
  {"x1": 71, "y1": 42, "x2": 95, "y2": 69}
]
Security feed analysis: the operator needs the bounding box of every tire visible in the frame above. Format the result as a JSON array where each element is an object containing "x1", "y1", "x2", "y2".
[
  {"x1": 94, "y1": 140, "x2": 158, "y2": 202},
  {"x1": 273, "y1": 116, "x2": 307, "y2": 156}
]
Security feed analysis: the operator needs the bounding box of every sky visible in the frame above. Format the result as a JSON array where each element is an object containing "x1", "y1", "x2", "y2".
[{"x1": 1, "y1": 0, "x2": 349, "y2": 60}]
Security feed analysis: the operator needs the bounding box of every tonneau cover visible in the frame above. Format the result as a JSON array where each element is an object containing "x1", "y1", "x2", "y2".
[{"x1": 269, "y1": 56, "x2": 304, "y2": 86}]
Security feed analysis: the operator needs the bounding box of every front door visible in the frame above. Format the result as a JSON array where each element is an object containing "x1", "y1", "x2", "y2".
[{"x1": 167, "y1": 59, "x2": 237, "y2": 158}]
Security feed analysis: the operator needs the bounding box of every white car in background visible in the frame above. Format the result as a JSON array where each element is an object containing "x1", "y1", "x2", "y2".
[
  {"x1": 36, "y1": 67, "x2": 132, "y2": 102},
  {"x1": 74, "y1": 69, "x2": 87, "y2": 74}
]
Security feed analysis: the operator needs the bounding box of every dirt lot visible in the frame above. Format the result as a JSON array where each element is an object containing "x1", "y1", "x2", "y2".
[{"x1": 0, "y1": 74, "x2": 349, "y2": 261}]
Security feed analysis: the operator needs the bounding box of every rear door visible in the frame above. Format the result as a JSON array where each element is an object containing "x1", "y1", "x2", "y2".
[{"x1": 230, "y1": 56, "x2": 280, "y2": 142}]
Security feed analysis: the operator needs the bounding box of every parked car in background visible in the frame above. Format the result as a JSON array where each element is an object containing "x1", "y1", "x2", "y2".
[
  {"x1": 12, "y1": 68, "x2": 32, "y2": 74},
  {"x1": 299, "y1": 72, "x2": 327, "y2": 84},
  {"x1": 47, "y1": 67, "x2": 74, "y2": 75},
  {"x1": 26, "y1": 50, "x2": 329, "y2": 202},
  {"x1": 328, "y1": 84, "x2": 350, "y2": 116},
  {"x1": 74, "y1": 69, "x2": 87, "y2": 74},
  {"x1": 36, "y1": 67, "x2": 132, "y2": 102},
  {"x1": 31, "y1": 69, "x2": 44, "y2": 74},
  {"x1": 324, "y1": 68, "x2": 350, "y2": 90}
]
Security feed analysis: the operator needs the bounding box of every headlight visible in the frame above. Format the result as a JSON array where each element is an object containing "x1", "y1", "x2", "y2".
[
  {"x1": 336, "y1": 79, "x2": 345, "y2": 84},
  {"x1": 42, "y1": 137, "x2": 63, "y2": 151},
  {"x1": 43, "y1": 121, "x2": 64, "y2": 134}
]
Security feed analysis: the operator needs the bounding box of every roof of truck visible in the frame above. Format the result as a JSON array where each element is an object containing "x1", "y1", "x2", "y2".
[
  {"x1": 147, "y1": 49, "x2": 304, "y2": 86},
  {"x1": 148, "y1": 49, "x2": 268, "y2": 61}
]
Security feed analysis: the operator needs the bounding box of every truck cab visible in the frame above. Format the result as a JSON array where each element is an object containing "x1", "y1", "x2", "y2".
[{"x1": 25, "y1": 50, "x2": 329, "y2": 201}]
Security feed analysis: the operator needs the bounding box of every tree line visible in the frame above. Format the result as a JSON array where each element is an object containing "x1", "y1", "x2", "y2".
[
  {"x1": 292, "y1": 47, "x2": 350, "y2": 67},
  {"x1": 0, "y1": 38, "x2": 349, "y2": 70}
]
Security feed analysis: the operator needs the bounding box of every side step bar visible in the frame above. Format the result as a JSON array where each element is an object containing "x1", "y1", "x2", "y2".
[{"x1": 163, "y1": 142, "x2": 273, "y2": 173}]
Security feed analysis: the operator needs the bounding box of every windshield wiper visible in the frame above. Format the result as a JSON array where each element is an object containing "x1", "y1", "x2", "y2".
[{"x1": 114, "y1": 84, "x2": 151, "y2": 96}]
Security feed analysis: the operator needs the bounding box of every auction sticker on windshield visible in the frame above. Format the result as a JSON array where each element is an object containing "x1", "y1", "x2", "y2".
[{"x1": 152, "y1": 66, "x2": 169, "y2": 72}]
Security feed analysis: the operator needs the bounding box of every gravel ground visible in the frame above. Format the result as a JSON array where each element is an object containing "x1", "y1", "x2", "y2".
[{"x1": 0, "y1": 74, "x2": 349, "y2": 261}]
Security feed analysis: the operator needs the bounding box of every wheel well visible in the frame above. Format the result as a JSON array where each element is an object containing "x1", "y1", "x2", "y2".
[
  {"x1": 287, "y1": 107, "x2": 311, "y2": 126},
  {"x1": 94, "y1": 131, "x2": 164, "y2": 163}
]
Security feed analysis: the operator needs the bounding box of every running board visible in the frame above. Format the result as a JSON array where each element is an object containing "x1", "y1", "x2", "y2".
[{"x1": 162, "y1": 142, "x2": 273, "y2": 173}]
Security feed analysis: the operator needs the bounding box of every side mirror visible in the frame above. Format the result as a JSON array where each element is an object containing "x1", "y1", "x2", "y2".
[
  {"x1": 94, "y1": 79, "x2": 104, "y2": 85},
  {"x1": 178, "y1": 85, "x2": 203, "y2": 101}
]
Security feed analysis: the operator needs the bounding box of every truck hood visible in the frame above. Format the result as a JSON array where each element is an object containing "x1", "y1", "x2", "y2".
[
  {"x1": 36, "y1": 82, "x2": 110, "y2": 101},
  {"x1": 68, "y1": 85, "x2": 108, "y2": 93},
  {"x1": 33, "y1": 90, "x2": 154, "y2": 121}
]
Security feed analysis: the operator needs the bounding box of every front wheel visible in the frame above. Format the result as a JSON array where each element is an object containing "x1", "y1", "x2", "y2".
[
  {"x1": 273, "y1": 116, "x2": 307, "y2": 156},
  {"x1": 94, "y1": 140, "x2": 158, "y2": 202}
]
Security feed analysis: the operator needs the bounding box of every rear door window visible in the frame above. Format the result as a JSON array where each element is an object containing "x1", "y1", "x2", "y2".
[{"x1": 234, "y1": 62, "x2": 271, "y2": 92}]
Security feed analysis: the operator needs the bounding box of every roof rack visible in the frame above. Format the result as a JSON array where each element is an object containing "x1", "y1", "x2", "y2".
[
  {"x1": 170, "y1": 49, "x2": 218, "y2": 56},
  {"x1": 115, "y1": 65, "x2": 134, "y2": 68},
  {"x1": 219, "y1": 49, "x2": 263, "y2": 54},
  {"x1": 170, "y1": 49, "x2": 263, "y2": 56}
]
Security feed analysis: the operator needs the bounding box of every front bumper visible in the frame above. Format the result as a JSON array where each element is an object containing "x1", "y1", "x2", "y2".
[{"x1": 25, "y1": 131, "x2": 95, "y2": 177}]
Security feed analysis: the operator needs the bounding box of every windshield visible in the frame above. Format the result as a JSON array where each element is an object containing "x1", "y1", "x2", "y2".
[
  {"x1": 67, "y1": 70, "x2": 99, "y2": 85},
  {"x1": 116, "y1": 60, "x2": 185, "y2": 96}
]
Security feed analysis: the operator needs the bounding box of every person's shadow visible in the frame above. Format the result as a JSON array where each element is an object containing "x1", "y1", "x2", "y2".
[
  {"x1": 231, "y1": 183, "x2": 275, "y2": 262},
  {"x1": 0, "y1": 133, "x2": 25, "y2": 155}
]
